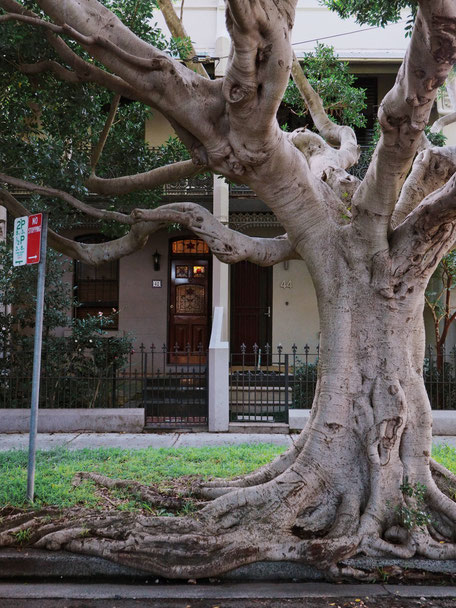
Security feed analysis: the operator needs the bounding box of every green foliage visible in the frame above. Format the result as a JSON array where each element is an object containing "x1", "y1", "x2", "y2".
[
  {"x1": 0, "y1": 1, "x2": 190, "y2": 234},
  {"x1": 320, "y1": 0, "x2": 417, "y2": 28},
  {"x1": 283, "y1": 44, "x2": 367, "y2": 129},
  {"x1": 0, "y1": 237, "x2": 70, "y2": 339},
  {"x1": 0, "y1": 444, "x2": 286, "y2": 509},
  {"x1": 0, "y1": 236, "x2": 134, "y2": 408},
  {"x1": 13, "y1": 528, "x2": 32, "y2": 544},
  {"x1": 426, "y1": 127, "x2": 447, "y2": 148},
  {"x1": 432, "y1": 443, "x2": 456, "y2": 484},
  {"x1": 291, "y1": 361, "x2": 318, "y2": 409},
  {"x1": 395, "y1": 478, "x2": 433, "y2": 530}
]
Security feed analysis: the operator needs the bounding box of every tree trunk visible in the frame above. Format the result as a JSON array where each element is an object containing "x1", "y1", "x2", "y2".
[{"x1": 302, "y1": 264, "x2": 432, "y2": 542}]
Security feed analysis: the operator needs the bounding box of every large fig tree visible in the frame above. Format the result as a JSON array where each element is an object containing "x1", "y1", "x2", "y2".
[{"x1": 1, "y1": 0, "x2": 456, "y2": 578}]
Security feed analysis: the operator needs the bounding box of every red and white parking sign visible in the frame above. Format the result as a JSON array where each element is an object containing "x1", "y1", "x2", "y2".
[{"x1": 13, "y1": 214, "x2": 43, "y2": 266}]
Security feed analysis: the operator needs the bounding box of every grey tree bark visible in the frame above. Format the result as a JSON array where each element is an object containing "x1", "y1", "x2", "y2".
[{"x1": 1, "y1": 0, "x2": 456, "y2": 577}]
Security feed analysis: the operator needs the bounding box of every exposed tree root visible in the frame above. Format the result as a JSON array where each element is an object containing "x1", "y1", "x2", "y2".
[
  {"x1": 73, "y1": 472, "x2": 203, "y2": 512},
  {"x1": 199, "y1": 434, "x2": 308, "y2": 498},
  {"x1": 1, "y1": 451, "x2": 455, "y2": 580}
]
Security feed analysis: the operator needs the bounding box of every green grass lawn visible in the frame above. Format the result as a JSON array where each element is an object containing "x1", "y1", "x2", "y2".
[
  {"x1": 1, "y1": 443, "x2": 455, "y2": 512},
  {"x1": 0, "y1": 444, "x2": 285, "y2": 511}
]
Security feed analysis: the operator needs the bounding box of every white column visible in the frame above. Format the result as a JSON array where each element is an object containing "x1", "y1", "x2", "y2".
[
  {"x1": 209, "y1": 25, "x2": 231, "y2": 431},
  {"x1": 212, "y1": 175, "x2": 229, "y2": 340},
  {"x1": 215, "y1": 34, "x2": 230, "y2": 79},
  {"x1": 208, "y1": 307, "x2": 229, "y2": 432}
]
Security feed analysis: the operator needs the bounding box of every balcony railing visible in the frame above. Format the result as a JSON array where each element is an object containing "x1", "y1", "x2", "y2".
[{"x1": 162, "y1": 175, "x2": 256, "y2": 198}]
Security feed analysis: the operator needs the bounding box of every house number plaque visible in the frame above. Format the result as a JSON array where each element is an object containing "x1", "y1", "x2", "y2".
[{"x1": 280, "y1": 280, "x2": 293, "y2": 289}]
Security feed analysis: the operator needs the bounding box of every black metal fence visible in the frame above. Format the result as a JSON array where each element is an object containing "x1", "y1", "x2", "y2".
[
  {"x1": 2, "y1": 342, "x2": 456, "y2": 420},
  {"x1": 424, "y1": 345, "x2": 456, "y2": 410},
  {"x1": 229, "y1": 344, "x2": 456, "y2": 423},
  {"x1": 229, "y1": 344, "x2": 319, "y2": 423},
  {"x1": 0, "y1": 344, "x2": 208, "y2": 426},
  {"x1": 143, "y1": 344, "x2": 208, "y2": 427}
]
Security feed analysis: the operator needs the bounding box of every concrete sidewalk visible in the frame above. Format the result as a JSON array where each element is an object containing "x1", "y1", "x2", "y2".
[{"x1": 0, "y1": 432, "x2": 455, "y2": 451}]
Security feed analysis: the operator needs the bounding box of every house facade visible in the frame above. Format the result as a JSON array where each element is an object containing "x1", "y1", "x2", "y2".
[
  {"x1": 58, "y1": 1, "x2": 456, "y2": 356},
  {"x1": 3, "y1": 1, "x2": 456, "y2": 431}
]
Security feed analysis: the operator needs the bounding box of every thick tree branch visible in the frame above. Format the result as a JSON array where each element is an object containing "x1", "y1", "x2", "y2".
[
  {"x1": 17, "y1": 60, "x2": 80, "y2": 83},
  {"x1": 156, "y1": 0, "x2": 209, "y2": 79},
  {"x1": 431, "y1": 111, "x2": 456, "y2": 133},
  {"x1": 90, "y1": 94, "x2": 121, "y2": 171},
  {"x1": 31, "y1": 0, "x2": 219, "y2": 154},
  {"x1": 290, "y1": 52, "x2": 359, "y2": 170},
  {"x1": 391, "y1": 146, "x2": 456, "y2": 230},
  {"x1": 353, "y1": 0, "x2": 456, "y2": 254},
  {"x1": 0, "y1": 187, "x2": 298, "y2": 267},
  {"x1": 0, "y1": 11, "x2": 170, "y2": 71},
  {"x1": 43, "y1": 33, "x2": 143, "y2": 101},
  {"x1": 390, "y1": 173, "x2": 456, "y2": 285},
  {"x1": 0, "y1": 1, "x2": 144, "y2": 101},
  {"x1": 1, "y1": 0, "x2": 224, "y2": 177},
  {"x1": 132, "y1": 202, "x2": 300, "y2": 265},
  {"x1": 0, "y1": 174, "x2": 132, "y2": 224},
  {"x1": 290, "y1": 129, "x2": 360, "y2": 207},
  {"x1": 86, "y1": 160, "x2": 203, "y2": 195},
  {"x1": 222, "y1": 0, "x2": 296, "y2": 134},
  {"x1": 0, "y1": 188, "x2": 157, "y2": 264}
]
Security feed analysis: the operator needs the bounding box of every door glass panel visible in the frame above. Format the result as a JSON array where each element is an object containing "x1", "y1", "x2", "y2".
[
  {"x1": 175, "y1": 265, "x2": 190, "y2": 278},
  {"x1": 175, "y1": 284, "x2": 205, "y2": 314},
  {"x1": 193, "y1": 265, "x2": 205, "y2": 276}
]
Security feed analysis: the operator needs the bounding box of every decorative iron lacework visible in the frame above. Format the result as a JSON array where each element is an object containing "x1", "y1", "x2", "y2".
[
  {"x1": 163, "y1": 174, "x2": 213, "y2": 196},
  {"x1": 229, "y1": 183, "x2": 256, "y2": 198},
  {"x1": 229, "y1": 213, "x2": 282, "y2": 232},
  {"x1": 161, "y1": 175, "x2": 255, "y2": 198},
  {"x1": 172, "y1": 239, "x2": 210, "y2": 255}
]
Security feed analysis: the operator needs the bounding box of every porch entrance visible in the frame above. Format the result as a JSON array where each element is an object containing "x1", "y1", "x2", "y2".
[
  {"x1": 230, "y1": 261, "x2": 272, "y2": 363},
  {"x1": 143, "y1": 346, "x2": 208, "y2": 428},
  {"x1": 168, "y1": 238, "x2": 211, "y2": 364}
]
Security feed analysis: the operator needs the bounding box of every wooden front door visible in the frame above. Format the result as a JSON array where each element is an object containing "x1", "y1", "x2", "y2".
[
  {"x1": 169, "y1": 244, "x2": 211, "y2": 363},
  {"x1": 231, "y1": 261, "x2": 272, "y2": 361}
]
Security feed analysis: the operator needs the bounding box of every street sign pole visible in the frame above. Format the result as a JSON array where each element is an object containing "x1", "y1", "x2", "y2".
[{"x1": 26, "y1": 213, "x2": 48, "y2": 503}]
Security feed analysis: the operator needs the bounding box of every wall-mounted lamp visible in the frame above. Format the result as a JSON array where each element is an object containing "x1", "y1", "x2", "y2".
[{"x1": 153, "y1": 250, "x2": 161, "y2": 271}]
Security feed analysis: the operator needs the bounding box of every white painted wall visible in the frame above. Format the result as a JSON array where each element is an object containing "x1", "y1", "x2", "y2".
[
  {"x1": 272, "y1": 260, "x2": 320, "y2": 352},
  {"x1": 154, "y1": 0, "x2": 409, "y2": 60}
]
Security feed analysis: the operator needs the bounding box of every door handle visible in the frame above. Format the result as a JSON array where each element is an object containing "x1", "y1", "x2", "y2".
[
  {"x1": 170, "y1": 304, "x2": 174, "y2": 309},
  {"x1": 264, "y1": 306, "x2": 271, "y2": 318}
]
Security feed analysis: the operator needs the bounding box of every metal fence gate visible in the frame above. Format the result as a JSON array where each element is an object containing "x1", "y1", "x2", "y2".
[
  {"x1": 143, "y1": 345, "x2": 208, "y2": 428},
  {"x1": 229, "y1": 344, "x2": 318, "y2": 423}
]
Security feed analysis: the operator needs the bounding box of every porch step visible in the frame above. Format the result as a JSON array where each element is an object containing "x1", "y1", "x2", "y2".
[
  {"x1": 230, "y1": 403, "x2": 287, "y2": 414},
  {"x1": 145, "y1": 377, "x2": 206, "y2": 388},
  {"x1": 230, "y1": 372, "x2": 294, "y2": 388},
  {"x1": 229, "y1": 386, "x2": 291, "y2": 405},
  {"x1": 143, "y1": 387, "x2": 206, "y2": 403}
]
